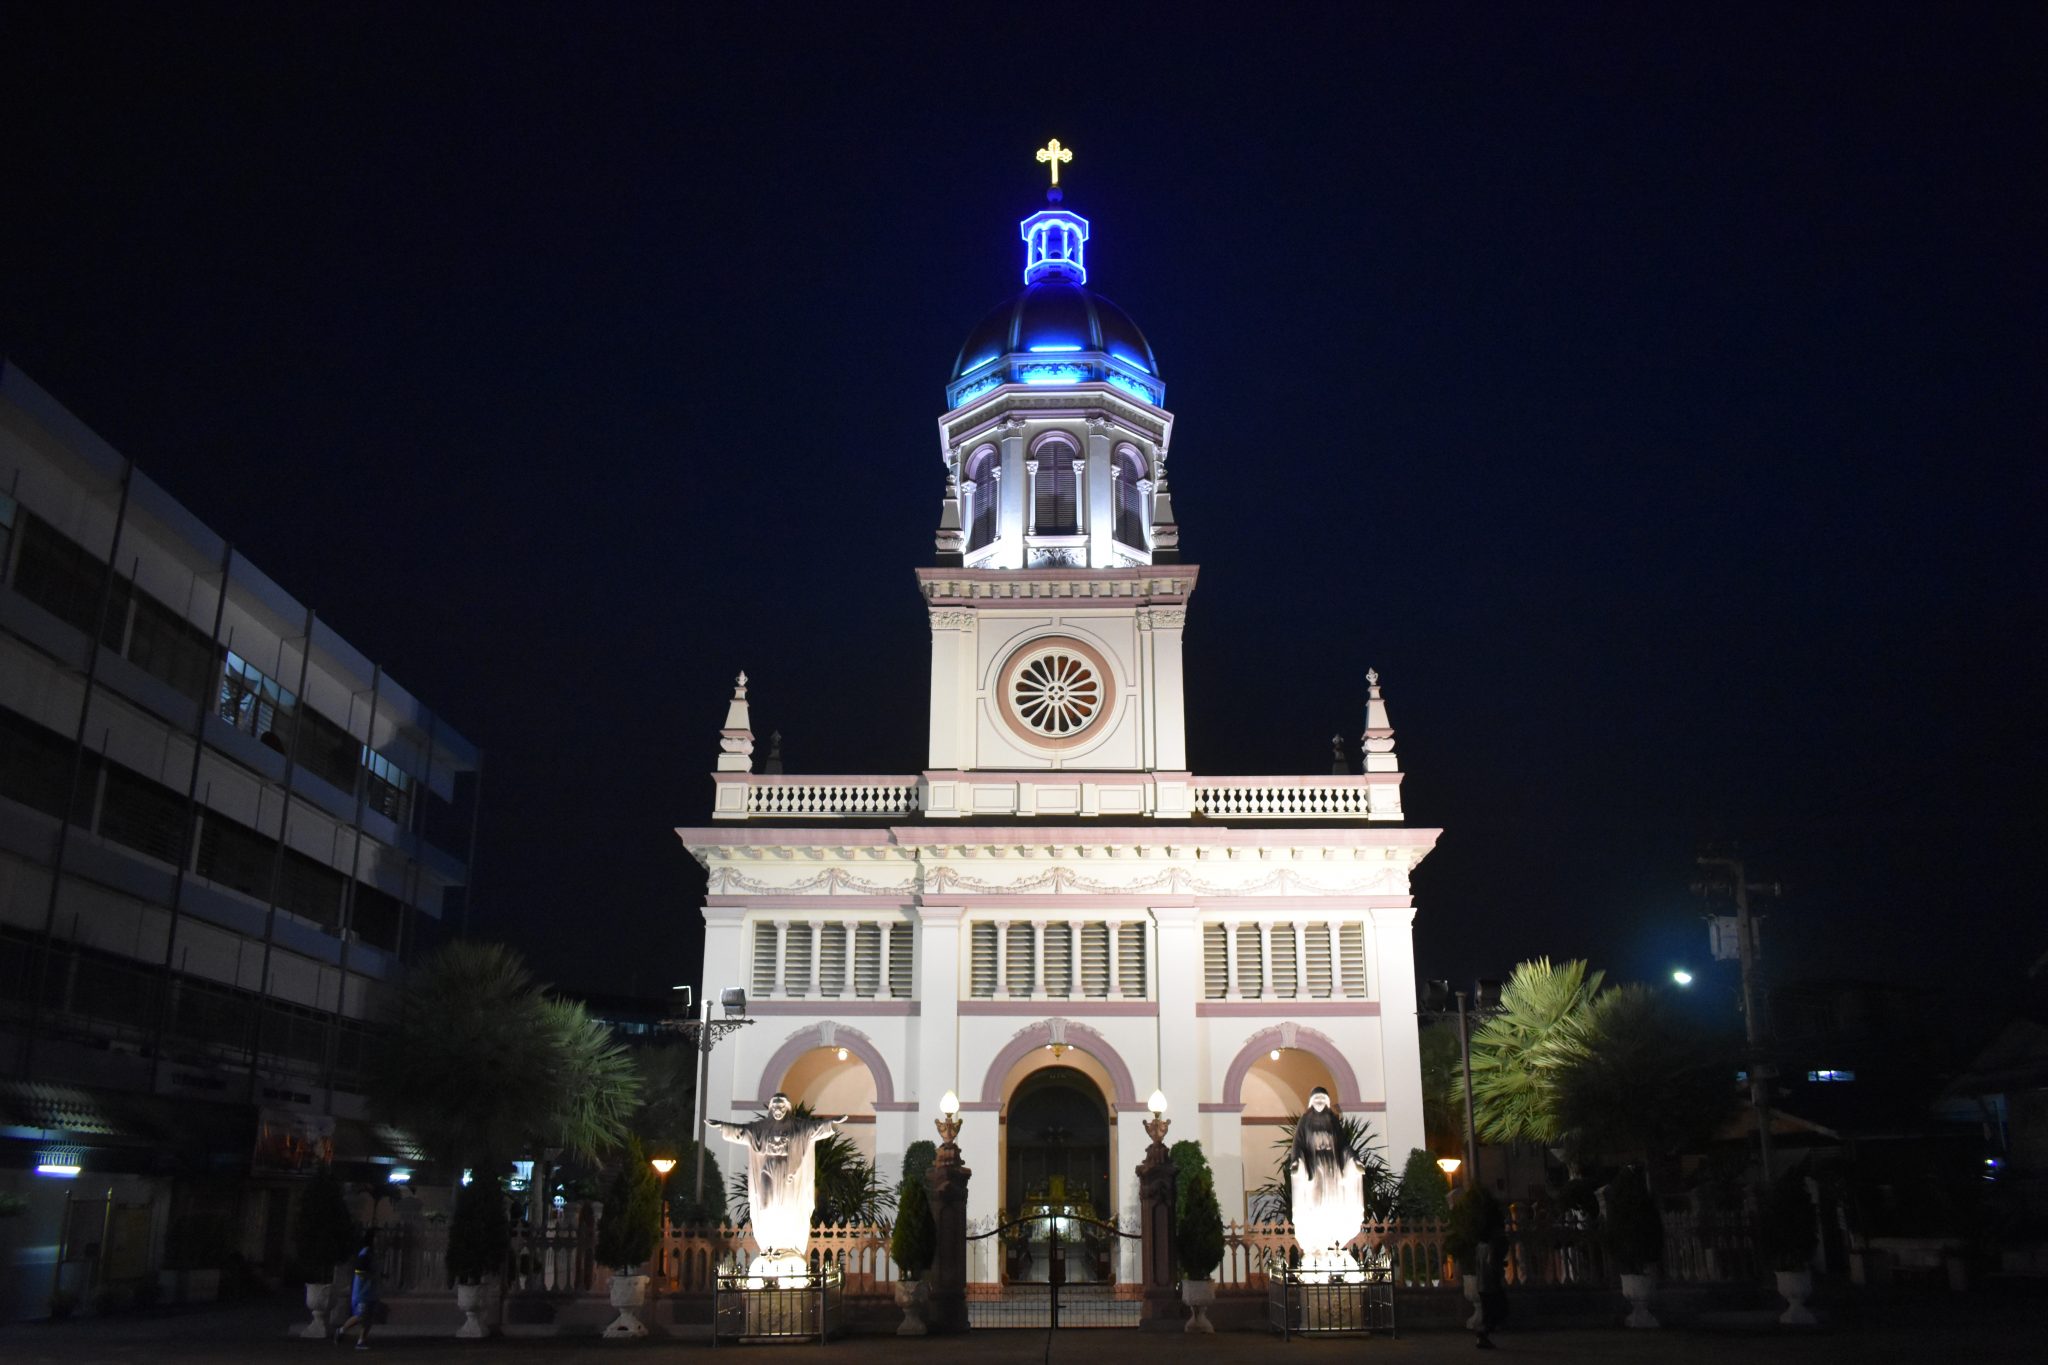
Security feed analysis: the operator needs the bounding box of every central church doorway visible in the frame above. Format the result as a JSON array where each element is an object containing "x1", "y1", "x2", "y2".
[{"x1": 1004, "y1": 1065, "x2": 1111, "y2": 1222}]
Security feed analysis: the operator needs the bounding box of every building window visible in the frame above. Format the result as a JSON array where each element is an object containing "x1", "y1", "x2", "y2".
[
  {"x1": 99, "y1": 764, "x2": 190, "y2": 868},
  {"x1": 219, "y1": 651, "x2": 297, "y2": 747},
  {"x1": 1235, "y1": 923, "x2": 1264, "y2": 997},
  {"x1": 1043, "y1": 922, "x2": 1074, "y2": 998},
  {"x1": 362, "y1": 748, "x2": 414, "y2": 825},
  {"x1": 854, "y1": 922, "x2": 882, "y2": 998},
  {"x1": 1116, "y1": 921, "x2": 1147, "y2": 997},
  {"x1": 964, "y1": 445, "x2": 1000, "y2": 552},
  {"x1": 783, "y1": 922, "x2": 814, "y2": 997},
  {"x1": 1028, "y1": 435, "x2": 1080, "y2": 534},
  {"x1": 13, "y1": 512, "x2": 121, "y2": 645},
  {"x1": 294, "y1": 707, "x2": 360, "y2": 795},
  {"x1": 888, "y1": 921, "x2": 914, "y2": 998},
  {"x1": 818, "y1": 922, "x2": 848, "y2": 998},
  {"x1": 0, "y1": 707, "x2": 98, "y2": 825},
  {"x1": 127, "y1": 591, "x2": 217, "y2": 706},
  {"x1": 969, "y1": 922, "x2": 999, "y2": 998},
  {"x1": 1339, "y1": 922, "x2": 1367, "y2": 997},
  {"x1": 1112, "y1": 445, "x2": 1148, "y2": 548},
  {"x1": 1080, "y1": 921, "x2": 1110, "y2": 997},
  {"x1": 752, "y1": 922, "x2": 778, "y2": 997},
  {"x1": 1202, "y1": 924, "x2": 1228, "y2": 999}
]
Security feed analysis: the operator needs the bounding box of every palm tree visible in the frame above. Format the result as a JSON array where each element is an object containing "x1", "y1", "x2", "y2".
[
  {"x1": 1459, "y1": 957, "x2": 1606, "y2": 1147},
  {"x1": 1556, "y1": 985, "x2": 1741, "y2": 1173},
  {"x1": 369, "y1": 941, "x2": 639, "y2": 1178}
]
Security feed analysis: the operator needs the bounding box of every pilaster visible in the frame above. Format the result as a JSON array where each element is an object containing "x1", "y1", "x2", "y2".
[
  {"x1": 1370, "y1": 904, "x2": 1426, "y2": 1159},
  {"x1": 1085, "y1": 417, "x2": 1114, "y2": 564}
]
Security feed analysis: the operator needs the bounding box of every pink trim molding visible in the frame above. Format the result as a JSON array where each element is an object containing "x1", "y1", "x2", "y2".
[
  {"x1": 960, "y1": 1000, "x2": 1158, "y2": 1016},
  {"x1": 746, "y1": 1000, "x2": 918, "y2": 1016},
  {"x1": 1215, "y1": 1025, "x2": 1366, "y2": 1111},
  {"x1": 753, "y1": 1023, "x2": 898, "y2": 1109},
  {"x1": 976, "y1": 1019, "x2": 1140, "y2": 1109},
  {"x1": 1195, "y1": 1001, "x2": 1379, "y2": 1017}
]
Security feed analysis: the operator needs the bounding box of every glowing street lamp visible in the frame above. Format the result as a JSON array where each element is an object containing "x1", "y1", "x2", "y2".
[
  {"x1": 1672, "y1": 969, "x2": 1694, "y2": 987},
  {"x1": 936, "y1": 1089, "x2": 963, "y2": 1144},
  {"x1": 1436, "y1": 1156, "x2": 1462, "y2": 1180}
]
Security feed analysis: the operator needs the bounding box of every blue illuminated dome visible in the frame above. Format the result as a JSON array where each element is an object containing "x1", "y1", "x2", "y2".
[
  {"x1": 946, "y1": 201, "x2": 1164, "y2": 410},
  {"x1": 952, "y1": 282, "x2": 1159, "y2": 381}
]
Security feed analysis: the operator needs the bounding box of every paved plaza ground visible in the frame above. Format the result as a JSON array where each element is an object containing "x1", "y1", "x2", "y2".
[{"x1": 0, "y1": 1291, "x2": 2038, "y2": 1365}]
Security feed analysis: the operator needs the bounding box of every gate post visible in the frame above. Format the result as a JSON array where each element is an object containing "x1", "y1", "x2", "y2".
[
  {"x1": 1136, "y1": 1105, "x2": 1179, "y2": 1330},
  {"x1": 926, "y1": 1102, "x2": 972, "y2": 1334}
]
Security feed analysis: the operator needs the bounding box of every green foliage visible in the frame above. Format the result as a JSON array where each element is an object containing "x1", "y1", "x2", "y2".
[
  {"x1": 369, "y1": 943, "x2": 641, "y2": 1171},
  {"x1": 290, "y1": 1168, "x2": 357, "y2": 1279},
  {"x1": 658, "y1": 1143, "x2": 725, "y2": 1224},
  {"x1": 595, "y1": 1136, "x2": 663, "y2": 1271},
  {"x1": 1556, "y1": 986, "x2": 1741, "y2": 1165},
  {"x1": 1394, "y1": 1148, "x2": 1451, "y2": 1220},
  {"x1": 900, "y1": 1141, "x2": 937, "y2": 1186},
  {"x1": 890, "y1": 1173, "x2": 937, "y2": 1278},
  {"x1": 1418, "y1": 1025, "x2": 1464, "y2": 1153},
  {"x1": 0, "y1": 1191, "x2": 28, "y2": 1217},
  {"x1": 1763, "y1": 1167, "x2": 1818, "y2": 1271},
  {"x1": 1602, "y1": 1166, "x2": 1663, "y2": 1275},
  {"x1": 446, "y1": 1179, "x2": 510, "y2": 1284},
  {"x1": 1461, "y1": 958, "x2": 1605, "y2": 1147},
  {"x1": 1249, "y1": 1111, "x2": 1394, "y2": 1222},
  {"x1": 1175, "y1": 1169, "x2": 1226, "y2": 1280},
  {"x1": 1443, "y1": 1186, "x2": 1502, "y2": 1271},
  {"x1": 1169, "y1": 1139, "x2": 1212, "y2": 1226}
]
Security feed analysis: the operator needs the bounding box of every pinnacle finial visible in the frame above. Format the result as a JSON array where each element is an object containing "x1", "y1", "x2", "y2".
[
  {"x1": 735, "y1": 670, "x2": 749, "y2": 696},
  {"x1": 1366, "y1": 667, "x2": 1380, "y2": 692},
  {"x1": 1036, "y1": 137, "x2": 1073, "y2": 192}
]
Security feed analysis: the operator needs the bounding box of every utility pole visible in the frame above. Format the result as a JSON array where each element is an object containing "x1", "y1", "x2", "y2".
[
  {"x1": 1456, "y1": 989, "x2": 1481, "y2": 1193},
  {"x1": 1697, "y1": 854, "x2": 1779, "y2": 1188}
]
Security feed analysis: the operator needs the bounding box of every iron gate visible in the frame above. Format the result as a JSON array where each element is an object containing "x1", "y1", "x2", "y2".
[{"x1": 967, "y1": 1211, "x2": 1141, "y2": 1328}]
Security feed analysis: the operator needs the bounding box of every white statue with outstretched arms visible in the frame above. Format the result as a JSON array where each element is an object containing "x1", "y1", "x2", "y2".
[{"x1": 708, "y1": 1092, "x2": 845, "y2": 1276}]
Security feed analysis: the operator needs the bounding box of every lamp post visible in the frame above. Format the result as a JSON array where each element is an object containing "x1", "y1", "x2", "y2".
[
  {"x1": 1136, "y1": 1089, "x2": 1177, "y2": 1327},
  {"x1": 658, "y1": 985, "x2": 754, "y2": 1212},
  {"x1": 1423, "y1": 979, "x2": 1499, "y2": 1194},
  {"x1": 926, "y1": 1090, "x2": 969, "y2": 1333},
  {"x1": 649, "y1": 1154, "x2": 676, "y2": 1282}
]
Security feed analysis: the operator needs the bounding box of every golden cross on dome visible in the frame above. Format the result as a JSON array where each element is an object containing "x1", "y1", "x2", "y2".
[{"x1": 1035, "y1": 138, "x2": 1073, "y2": 187}]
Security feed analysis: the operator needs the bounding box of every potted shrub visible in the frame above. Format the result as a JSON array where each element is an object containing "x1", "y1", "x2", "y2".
[
  {"x1": 595, "y1": 1137, "x2": 662, "y2": 1339},
  {"x1": 446, "y1": 1178, "x2": 510, "y2": 1338},
  {"x1": 890, "y1": 1142, "x2": 938, "y2": 1335},
  {"x1": 1603, "y1": 1167, "x2": 1663, "y2": 1329},
  {"x1": 292, "y1": 1168, "x2": 358, "y2": 1338},
  {"x1": 1764, "y1": 1168, "x2": 1819, "y2": 1325},
  {"x1": 1176, "y1": 1167, "x2": 1226, "y2": 1333}
]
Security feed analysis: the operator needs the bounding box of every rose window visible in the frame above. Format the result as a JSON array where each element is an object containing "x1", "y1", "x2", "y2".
[{"x1": 1008, "y1": 649, "x2": 1104, "y2": 737}]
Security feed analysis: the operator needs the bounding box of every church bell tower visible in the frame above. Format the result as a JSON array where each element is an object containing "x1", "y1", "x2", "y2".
[{"x1": 920, "y1": 143, "x2": 1194, "y2": 798}]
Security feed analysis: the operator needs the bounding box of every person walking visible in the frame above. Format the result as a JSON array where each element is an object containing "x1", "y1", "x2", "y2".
[{"x1": 335, "y1": 1234, "x2": 381, "y2": 1350}]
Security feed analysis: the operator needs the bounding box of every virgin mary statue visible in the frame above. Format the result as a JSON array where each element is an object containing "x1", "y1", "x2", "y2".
[{"x1": 1288, "y1": 1087, "x2": 1365, "y2": 1273}]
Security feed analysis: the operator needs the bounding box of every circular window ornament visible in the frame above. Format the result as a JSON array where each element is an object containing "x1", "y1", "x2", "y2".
[{"x1": 996, "y1": 637, "x2": 1116, "y2": 750}]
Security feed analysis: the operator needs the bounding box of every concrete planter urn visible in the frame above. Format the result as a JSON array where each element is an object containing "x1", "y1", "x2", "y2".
[
  {"x1": 1462, "y1": 1274, "x2": 1484, "y2": 1330},
  {"x1": 454, "y1": 1281, "x2": 491, "y2": 1338},
  {"x1": 603, "y1": 1272, "x2": 651, "y2": 1339},
  {"x1": 893, "y1": 1278, "x2": 930, "y2": 1336},
  {"x1": 301, "y1": 1281, "x2": 335, "y2": 1339},
  {"x1": 1775, "y1": 1268, "x2": 1816, "y2": 1326},
  {"x1": 1181, "y1": 1277, "x2": 1217, "y2": 1333},
  {"x1": 1618, "y1": 1273, "x2": 1659, "y2": 1329}
]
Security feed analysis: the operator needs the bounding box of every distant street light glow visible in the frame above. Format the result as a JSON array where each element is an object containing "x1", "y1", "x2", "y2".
[{"x1": 1672, "y1": 969, "x2": 1694, "y2": 986}]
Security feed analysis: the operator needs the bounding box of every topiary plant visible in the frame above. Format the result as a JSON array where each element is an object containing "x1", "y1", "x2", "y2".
[
  {"x1": 1395, "y1": 1148, "x2": 1451, "y2": 1220},
  {"x1": 1443, "y1": 1185, "x2": 1502, "y2": 1273},
  {"x1": 901, "y1": 1140, "x2": 937, "y2": 1187},
  {"x1": 446, "y1": 1179, "x2": 510, "y2": 1285},
  {"x1": 891, "y1": 1172, "x2": 937, "y2": 1279},
  {"x1": 1763, "y1": 1167, "x2": 1818, "y2": 1271},
  {"x1": 1176, "y1": 1169, "x2": 1226, "y2": 1281},
  {"x1": 1603, "y1": 1166, "x2": 1663, "y2": 1275},
  {"x1": 595, "y1": 1136, "x2": 663, "y2": 1272},
  {"x1": 291, "y1": 1167, "x2": 358, "y2": 1283}
]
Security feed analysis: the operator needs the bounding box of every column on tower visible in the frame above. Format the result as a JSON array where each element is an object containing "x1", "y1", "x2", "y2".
[
  {"x1": 999, "y1": 419, "x2": 1027, "y2": 564},
  {"x1": 1371, "y1": 905, "x2": 1426, "y2": 1158},
  {"x1": 1085, "y1": 418, "x2": 1115, "y2": 563}
]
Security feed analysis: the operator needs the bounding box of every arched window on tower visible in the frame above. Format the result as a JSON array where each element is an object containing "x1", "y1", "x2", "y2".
[
  {"x1": 1112, "y1": 444, "x2": 1149, "y2": 549},
  {"x1": 965, "y1": 445, "x2": 1000, "y2": 552},
  {"x1": 1030, "y1": 433, "x2": 1080, "y2": 535}
]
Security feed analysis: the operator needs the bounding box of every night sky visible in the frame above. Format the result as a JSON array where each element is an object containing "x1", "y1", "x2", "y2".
[{"x1": 4, "y1": 6, "x2": 2041, "y2": 1021}]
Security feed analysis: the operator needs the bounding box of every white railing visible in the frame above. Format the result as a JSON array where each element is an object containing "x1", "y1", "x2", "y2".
[
  {"x1": 745, "y1": 780, "x2": 922, "y2": 817},
  {"x1": 1192, "y1": 779, "x2": 1377, "y2": 818},
  {"x1": 655, "y1": 1221, "x2": 898, "y2": 1296}
]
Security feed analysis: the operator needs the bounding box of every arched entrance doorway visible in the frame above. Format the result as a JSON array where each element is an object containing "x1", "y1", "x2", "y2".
[
  {"x1": 1004, "y1": 1065, "x2": 1111, "y2": 1218},
  {"x1": 1239, "y1": 1047, "x2": 1339, "y2": 1218},
  {"x1": 774, "y1": 1046, "x2": 879, "y2": 1168}
]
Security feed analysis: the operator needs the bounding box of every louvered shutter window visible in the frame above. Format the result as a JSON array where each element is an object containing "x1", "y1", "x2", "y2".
[
  {"x1": 1203, "y1": 924, "x2": 1228, "y2": 999},
  {"x1": 854, "y1": 922, "x2": 882, "y2": 998},
  {"x1": 1113, "y1": 447, "x2": 1147, "y2": 547},
  {"x1": 1044, "y1": 923, "x2": 1074, "y2": 997},
  {"x1": 1339, "y1": 922, "x2": 1367, "y2": 997},
  {"x1": 818, "y1": 923, "x2": 848, "y2": 998},
  {"x1": 1006, "y1": 923, "x2": 1036, "y2": 996},
  {"x1": 1271, "y1": 922, "x2": 1298, "y2": 999},
  {"x1": 889, "y1": 921, "x2": 915, "y2": 998},
  {"x1": 783, "y1": 922, "x2": 814, "y2": 996},
  {"x1": 970, "y1": 922, "x2": 998, "y2": 998},
  {"x1": 1032, "y1": 442, "x2": 1079, "y2": 533},
  {"x1": 1116, "y1": 922, "x2": 1147, "y2": 997},
  {"x1": 1080, "y1": 922, "x2": 1110, "y2": 997},
  {"x1": 1304, "y1": 923, "x2": 1333, "y2": 999},
  {"x1": 1235, "y1": 923, "x2": 1264, "y2": 998},
  {"x1": 752, "y1": 922, "x2": 778, "y2": 997},
  {"x1": 966, "y1": 447, "x2": 999, "y2": 551}
]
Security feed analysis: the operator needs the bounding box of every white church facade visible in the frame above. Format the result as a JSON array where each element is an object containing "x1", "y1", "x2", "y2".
[{"x1": 677, "y1": 154, "x2": 1438, "y2": 1233}]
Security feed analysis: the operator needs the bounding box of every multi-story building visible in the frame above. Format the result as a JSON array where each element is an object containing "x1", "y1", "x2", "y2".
[
  {"x1": 676, "y1": 159, "x2": 1437, "y2": 1247},
  {"x1": 0, "y1": 363, "x2": 479, "y2": 1317}
]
